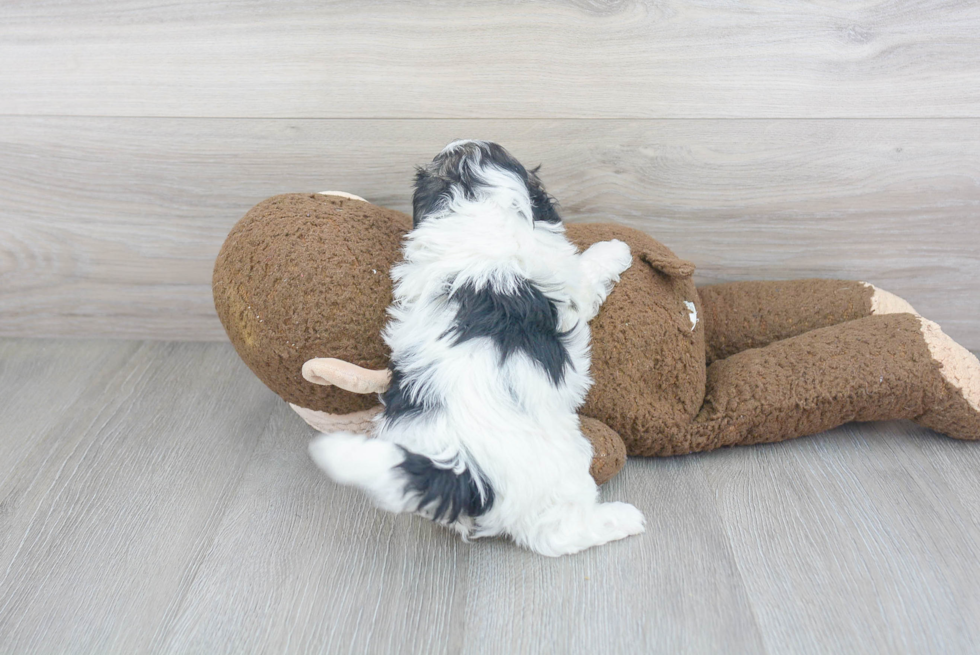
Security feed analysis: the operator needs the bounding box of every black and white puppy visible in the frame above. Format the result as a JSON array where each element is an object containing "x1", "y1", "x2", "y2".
[{"x1": 309, "y1": 140, "x2": 644, "y2": 556}]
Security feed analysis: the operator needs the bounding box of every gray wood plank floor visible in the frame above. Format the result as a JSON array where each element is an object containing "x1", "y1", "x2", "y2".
[{"x1": 1, "y1": 339, "x2": 979, "y2": 654}]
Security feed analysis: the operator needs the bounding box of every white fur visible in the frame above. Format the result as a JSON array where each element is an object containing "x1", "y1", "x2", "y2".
[
  {"x1": 309, "y1": 140, "x2": 644, "y2": 556},
  {"x1": 684, "y1": 300, "x2": 698, "y2": 331}
]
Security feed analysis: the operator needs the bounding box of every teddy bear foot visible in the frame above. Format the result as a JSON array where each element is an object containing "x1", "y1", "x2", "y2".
[
  {"x1": 845, "y1": 288, "x2": 979, "y2": 441},
  {"x1": 914, "y1": 318, "x2": 980, "y2": 441},
  {"x1": 863, "y1": 282, "x2": 920, "y2": 316}
]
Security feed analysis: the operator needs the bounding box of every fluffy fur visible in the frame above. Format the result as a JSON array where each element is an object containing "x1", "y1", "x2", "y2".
[{"x1": 309, "y1": 140, "x2": 644, "y2": 556}]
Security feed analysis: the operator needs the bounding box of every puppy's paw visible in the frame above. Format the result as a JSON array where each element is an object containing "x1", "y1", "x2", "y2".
[
  {"x1": 603, "y1": 239, "x2": 634, "y2": 277},
  {"x1": 309, "y1": 433, "x2": 414, "y2": 513},
  {"x1": 526, "y1": 501, "x2": 646, "y2": 556},
  {"x1": 585, "y1": 239, "x2": 633, "y2": 279},
  {"x1": 577, "y1": 240, "x2": 633, "y2": 320},
  {"x1": 595, "y1": 501, "x2": 646, "y2": 540},
  {"x1": 309, "y1": 432, "x2": 365, "y2": 483},
  {"x1": 309, "y1": 432, "x2": 400, "y2": 485}
]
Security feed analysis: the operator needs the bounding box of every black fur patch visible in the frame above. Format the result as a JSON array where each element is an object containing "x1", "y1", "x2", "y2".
[
  {"x1": 381, "y1": 366, "x2": 429, "y2": 423},
  {"x1": 527, "y1": 165, "x2": 562, "y2": 224},
  {"x1": 411, "y1": 166, "x2": 454, "y2": 228},
  {"x1": 447, "y1": 279, "x2": 571, "y2": 385},
  {"x1": 397, "y1": 448, "x2": 494, "y2": 522},
  {"x1": 412, "y1": 141, "x2": 562, "y2": 226}
]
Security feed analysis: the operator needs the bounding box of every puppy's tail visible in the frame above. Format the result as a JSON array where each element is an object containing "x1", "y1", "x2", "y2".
[{"x1": 309, "y1": 432, "x2": 494, "y2": 523}]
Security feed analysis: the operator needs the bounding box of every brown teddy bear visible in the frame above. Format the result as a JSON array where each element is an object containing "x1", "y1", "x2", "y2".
[{"x1": 213, "y1": 192, "x2": 980, "y2": 484}]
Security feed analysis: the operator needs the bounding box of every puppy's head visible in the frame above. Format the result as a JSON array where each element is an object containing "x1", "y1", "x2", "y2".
[{"x1": 412, "y1": 140, "x2": 561, "y2": 228}]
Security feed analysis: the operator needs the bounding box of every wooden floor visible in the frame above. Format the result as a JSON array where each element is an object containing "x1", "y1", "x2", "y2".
[{"x1": 0, "y1": 338, "x2": 977, "y2": 654}]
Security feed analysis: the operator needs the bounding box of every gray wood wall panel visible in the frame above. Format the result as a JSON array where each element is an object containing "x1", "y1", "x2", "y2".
[
  {"x1": 2, "y1": 117, "x2": 978, "y2": 345},
  {"x1": 2, "y1": 1, "x2": 980, "y2": 118}
]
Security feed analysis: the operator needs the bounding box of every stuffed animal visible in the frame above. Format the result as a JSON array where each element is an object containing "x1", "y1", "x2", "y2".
[{"x1": 213, "y1": 192, "x2": 980, "y2": 483}]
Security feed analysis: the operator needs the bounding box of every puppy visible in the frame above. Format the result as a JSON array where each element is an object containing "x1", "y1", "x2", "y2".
[{"x1": 309, "y1": 140, "x2": 644, "y2": 556}]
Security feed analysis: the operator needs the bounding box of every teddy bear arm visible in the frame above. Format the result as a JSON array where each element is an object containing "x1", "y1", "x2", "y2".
[
  {"x1": 579, "y1": 416, "x2": 628, "y2": 485},
  {"x1": 697, "y1": 279, "x2": 885, "y2": 364},
  {"x1": 639, "y1": 313, "x2": 980, "y2": 456},
  {"x1": 302, "y1": 358, "x2": 391, "y2": 394}
]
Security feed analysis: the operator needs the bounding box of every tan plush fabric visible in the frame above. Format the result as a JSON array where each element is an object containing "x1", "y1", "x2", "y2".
[
  {"x1": 290, "y1": 404, "x2": 383, "y2": 434},
  {"x1": 916, "y1": 317, "x2": 980, "y2": 439},
  {"x1": 919, "y1": 318, "x2": 980, "y2": 413},
  {"x1": 866, "y1": 282, "x2": 920, "y2": 316},
  {"x1": 302, "y1": 358, "x2": 392, "y2": 394}
]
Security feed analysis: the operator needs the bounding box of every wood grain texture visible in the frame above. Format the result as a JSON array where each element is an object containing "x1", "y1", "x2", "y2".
[
  {"x1": 1, "y1": 338, "x2": 979, "y2": 653},
  {"x1": 2, "y1": 1, "x2": 980, "y2": 118},
  {"x1": 699, "y1": 422, "x2": 980, "y2": 654},
  {"x1": 158, "y1": 402, "x2": 474, "y2": 655},
  {"x1": 161, "y1": 404, "x2": 766, "y2": 654},
  {"x1": 459, "y1": 458, "x2": 766, "y2": 655},
  {"x1": 0, "y1": 340, "x2": 278, "y2": 654},
  {"x1": 1, "y1": 117, "x2": 978, "y2": 345},
  {"x1": 0, "y1": 339, "x2": 139, "y2": 487}
]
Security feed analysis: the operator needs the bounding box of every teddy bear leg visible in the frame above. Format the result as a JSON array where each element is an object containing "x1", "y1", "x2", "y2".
[
  {"x1": 651, "y1": 312, "x2": 977, "y2": 456},
  {"x1": 698, "y1": 279, "x2": 918, "y2": 364}
]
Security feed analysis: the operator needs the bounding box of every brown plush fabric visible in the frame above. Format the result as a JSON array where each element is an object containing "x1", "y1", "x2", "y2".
[
  {"x1": 214, "y1": 195, "x2": 980, "y2": 485},
  {"x1": 916, "y1": 378, "x2": 980, "y2": 441},
  {"x1": 213, "y1": 194, "x2": 408, "y2": 414},
  {"x1": 581, "y1": 417, "x2": 627, "y2": 485},
  {"x1": 642, "y1": 313, "x2": 946, "y2": 456},
  {"x1": 698, "y1": 279, "x2": 874, "y2": 364},
  {"x1": 565, "y1": 223, "x2": 707, "y2": 456}
]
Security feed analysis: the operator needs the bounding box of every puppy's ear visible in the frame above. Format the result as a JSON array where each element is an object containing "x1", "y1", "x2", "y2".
[
  {"x1": 527, "y1": 165, "x2": 562, "y2": 224},
  {"x1": 412, "y1": 165, "x2": 452, "y2": 227}
]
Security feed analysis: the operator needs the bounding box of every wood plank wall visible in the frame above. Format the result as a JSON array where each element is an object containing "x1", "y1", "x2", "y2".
[{"x1": 2, "y1": 1, "x2": 979, "y2": 345}]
